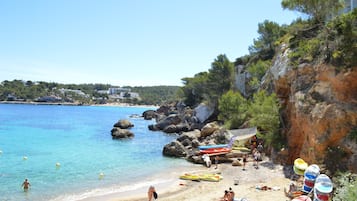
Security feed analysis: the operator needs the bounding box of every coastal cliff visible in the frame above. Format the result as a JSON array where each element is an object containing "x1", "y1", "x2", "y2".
[{"x1": 265, "y1": 46, "x2": 357, "y2": 173}]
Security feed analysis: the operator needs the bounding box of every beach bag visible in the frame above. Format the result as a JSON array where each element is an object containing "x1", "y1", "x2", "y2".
[{"x1": 153, "y1": 191, "x2": 158, "y2": 199}]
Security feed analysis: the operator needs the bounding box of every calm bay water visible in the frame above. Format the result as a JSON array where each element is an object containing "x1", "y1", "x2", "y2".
[{"x1": 0, "y1": 104, "x2": 186, "y2": 201}]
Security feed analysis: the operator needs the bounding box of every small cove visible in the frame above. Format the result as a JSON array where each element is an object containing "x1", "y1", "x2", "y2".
[{"x1": 0, "y1": 103, "x2": 187, "y2": 201}]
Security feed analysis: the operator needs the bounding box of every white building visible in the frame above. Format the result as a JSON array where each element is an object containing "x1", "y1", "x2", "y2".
[{"x1": 108, "y1": 87, "x2": 131, "y2": 95}]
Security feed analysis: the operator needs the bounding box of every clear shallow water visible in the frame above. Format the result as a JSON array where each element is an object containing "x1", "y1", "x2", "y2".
[{"x1": 0, "y1": 104, "x2": 185, "y2": 201}]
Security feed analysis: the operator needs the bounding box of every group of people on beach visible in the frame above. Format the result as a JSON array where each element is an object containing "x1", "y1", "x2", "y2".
[{"x1": 242, "y1": 135, "x2": 263, "y2": 170}]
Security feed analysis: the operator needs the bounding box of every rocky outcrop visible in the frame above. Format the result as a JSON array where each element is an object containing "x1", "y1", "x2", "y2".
[
  {"x1": 161, "y1": 125, "x2": 232, "y2": 163},
  {"x1": 194, "y1": 103, "x2": 215, "y2": 123},
  {"x1": 111, "y1": 119, "x2": 134, "y2": 139},
  {"x1": 200, "y1": 122, "x2": 220, "y2": 137},
  {"x1": 111, "y1": 127, "x2": 134, "y2": 139},
  {"x1": 267, "y1": 47, "x2": 357, "y2": 173},
  {"x1": 142, "y1": 110, "x2": 156, "y2": 120},
  {"x1": 162, "y1": 141, "x2": 187, "y2": 157},
  {"x1": 145, "y1": 102, "x2": 205, "y2": 134},
  {"x1": 113, "y1": 119, "x2": 134, "y2": 129}
]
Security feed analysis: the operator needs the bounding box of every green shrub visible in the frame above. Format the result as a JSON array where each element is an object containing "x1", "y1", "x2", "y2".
[{"x1": 333, "y1": 172, "x2": 357, "y2": 201}]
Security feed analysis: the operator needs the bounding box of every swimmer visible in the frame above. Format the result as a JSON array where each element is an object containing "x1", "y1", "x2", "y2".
[{"x1": 21, "y1": 178, "x2": 31, "y2": 192}]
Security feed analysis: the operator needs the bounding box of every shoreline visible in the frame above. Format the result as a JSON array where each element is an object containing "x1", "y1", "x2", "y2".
[
  {"x1": 78, "y1": 157, "x2": 292, "y2": 201},
  {"x1": 0, "y1": 101, "x2": 158, "y2": 108},
  {"x1": 74, "y1": 163, "x2": 207, "y2": 201}
]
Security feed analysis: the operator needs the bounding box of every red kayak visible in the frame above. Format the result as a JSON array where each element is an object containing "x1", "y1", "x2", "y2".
[{"x1": 199, "y1": 147, "x2": 231, "y2": 155}]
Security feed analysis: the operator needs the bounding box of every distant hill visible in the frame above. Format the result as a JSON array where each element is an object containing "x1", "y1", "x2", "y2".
[{"x1": 0, "y1": 80, "x2": 180, "y2": 106}]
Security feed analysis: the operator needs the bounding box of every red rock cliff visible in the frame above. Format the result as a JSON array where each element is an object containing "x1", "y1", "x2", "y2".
[{"x1": 269, "y1": 48, "x2": 357, "y2": 173}]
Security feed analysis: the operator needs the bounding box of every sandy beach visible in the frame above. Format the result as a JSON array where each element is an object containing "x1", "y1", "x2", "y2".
[{"x1": 82, "y1": 157, "x2": 292, "y2": 201}]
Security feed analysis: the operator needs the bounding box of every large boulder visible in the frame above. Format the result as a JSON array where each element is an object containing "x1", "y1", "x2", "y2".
[
  {"x1": 162, "y1": 141, "x2": 187, "y2": 157},
  {"x1": 156, "y1": 114, "x2": 181, "y2": 129},
  {"x1": 194, "y1": 103, "x2": 215, "y2": 123},
  {"x1": 179, "y1": 129, "x2": 201, "y2": 140},
  {"x1": 142, "y1": 110, "x2": 156, "y2": 120},
  {"x1": 200, "y1": 121, "x2": 220, "y2": 137},
  {"x1": 148, "y1": 124, "x2": 159, "y2": 131},
  {"x1": 163, "y1": 124, "x2": 178, "y2": 133},
  {"x1": 111, "y1": 127, "x2": 134, "y2": 139},
  {"x1": 113, "y1": 119, "x2": 134, "y2": 129}
]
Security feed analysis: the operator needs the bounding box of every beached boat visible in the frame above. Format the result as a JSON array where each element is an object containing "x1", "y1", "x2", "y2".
[
  {"x1": 179, "y1": 173, "x2": 200, "y2": 181},
  {"x1": 198, "y1": 173, "x2": 223, "y2": 182},
  {"x1": 180, "y1": 173, "x2": 223, "y2": 182},
  {"x1": 199, "y1": 147, "x2": 231, "y2": 155},
  {"x1": 293, "y1": 158, "x2": 308, "y2": 175},
  {"x1": 294, "y1": 158, "x2": 308, "y2": 170},
  {"x1": 198, "y1": 144, "x2": 228, "y2": 150},
  {"x1": 231, "y1": 146, "x2": 251, "y2": 152},
  {"x1": 293, "y1": 166, "x2": 305, "y2": 176}
]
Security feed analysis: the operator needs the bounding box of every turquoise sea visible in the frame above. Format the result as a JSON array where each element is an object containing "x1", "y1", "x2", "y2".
[{"x1": 0, "y1": 104, "x2": 187, "y2": 201}]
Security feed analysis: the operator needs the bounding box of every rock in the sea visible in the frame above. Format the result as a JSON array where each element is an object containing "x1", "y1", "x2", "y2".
[
  {"x1": 113, "y1": 119, "x2": 134, "y2": 129},
  {"x1": 155, "y1": 114, "x2": 181, "y2": 130},
  {"x1": 163, "y1": 124, "x2": 178, "y2": 133},
  {"x1": 162, "y1": 141, "x2": 187, "y2": 157},
  {"x1": 111, "y1": 127, "x2": 134, "y2": 139},
  {"x1": 142, "y1": 110, "x2": 156, "y2": 120}
]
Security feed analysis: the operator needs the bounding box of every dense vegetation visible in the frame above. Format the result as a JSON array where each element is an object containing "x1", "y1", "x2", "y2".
[
  {"x1": 282, "y1": 0, "x2": 357, "y2": 68},
  {"x1": 0, "y1": 80, "x2": 179, "y2": 106},
  {"x1": 175, "y1": 1, "x2": 356, "y2": 198},
  {"x1": 333, "y1": 172, "x2": 357, "y2": 200},
  {"x1": 177, "y1": 0, "x2": 356, "y2": 150},
  {"x1": 129, "y1": 86, "x2": 180, "y2": 105}
]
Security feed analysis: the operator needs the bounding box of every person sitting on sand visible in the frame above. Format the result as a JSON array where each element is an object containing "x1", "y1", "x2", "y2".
[
  {"x1": 228, "y1": 187, "x2": 235, "y2": 201},
  {"x1": 221, "y1": 190, "x2": 229, "y2": 201},
  {"x1": 220, "y1": 188, "x2": 235, "y2": 201},
  {"x1": 21, "y1": 178, "x2": 30, "y2": 192},
  {"x1": 284, "y1": 182, "x2": 303, "y2": 198}
]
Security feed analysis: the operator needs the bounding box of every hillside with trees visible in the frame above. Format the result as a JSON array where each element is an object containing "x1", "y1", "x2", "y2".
[
  {"x1": 177, "y1": 0, "x2": 356, "y2": 148},
  {"x1": 175, "y1": 1, "x2": 356, "y2": 199},
  {"x1": 0, "y1": 80, "x2": 179, "y2": 106}
]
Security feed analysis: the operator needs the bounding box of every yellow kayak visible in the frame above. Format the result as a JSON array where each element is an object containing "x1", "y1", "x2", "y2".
[
  {"x1": 294, "y1": 158, "x2": 308, "y2": 175},
  {"x1": 179, "y1": 173, "x2": 200, "y2": 181},
  {"x1": 180, "y1": 173, "x2": 222, "y2": 182},
  {"x1": 199, "y1": 174, "x2": 223, "y2": 182},
  {"x1": 231, "y1": 146, "x2": 251, "y2": 152}
]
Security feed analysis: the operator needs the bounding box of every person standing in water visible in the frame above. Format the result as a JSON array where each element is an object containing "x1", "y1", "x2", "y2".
[{"x1": 21, "y1": 178, "x2": 30, "y2": 192}]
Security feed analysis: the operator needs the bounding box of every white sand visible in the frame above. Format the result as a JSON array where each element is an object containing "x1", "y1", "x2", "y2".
[{"x1": 81, "y1": 157, "x2": 292, "y2": 201}]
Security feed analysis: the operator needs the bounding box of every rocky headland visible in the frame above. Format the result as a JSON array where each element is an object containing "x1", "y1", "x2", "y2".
[{"x1": 137, "y1": 46, "x2": 357, "y2": 176}]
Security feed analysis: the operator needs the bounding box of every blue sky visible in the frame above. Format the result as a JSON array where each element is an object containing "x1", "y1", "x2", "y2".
[{"x1": 0, "y1": 0, "x2": 299, "y2": 86}]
